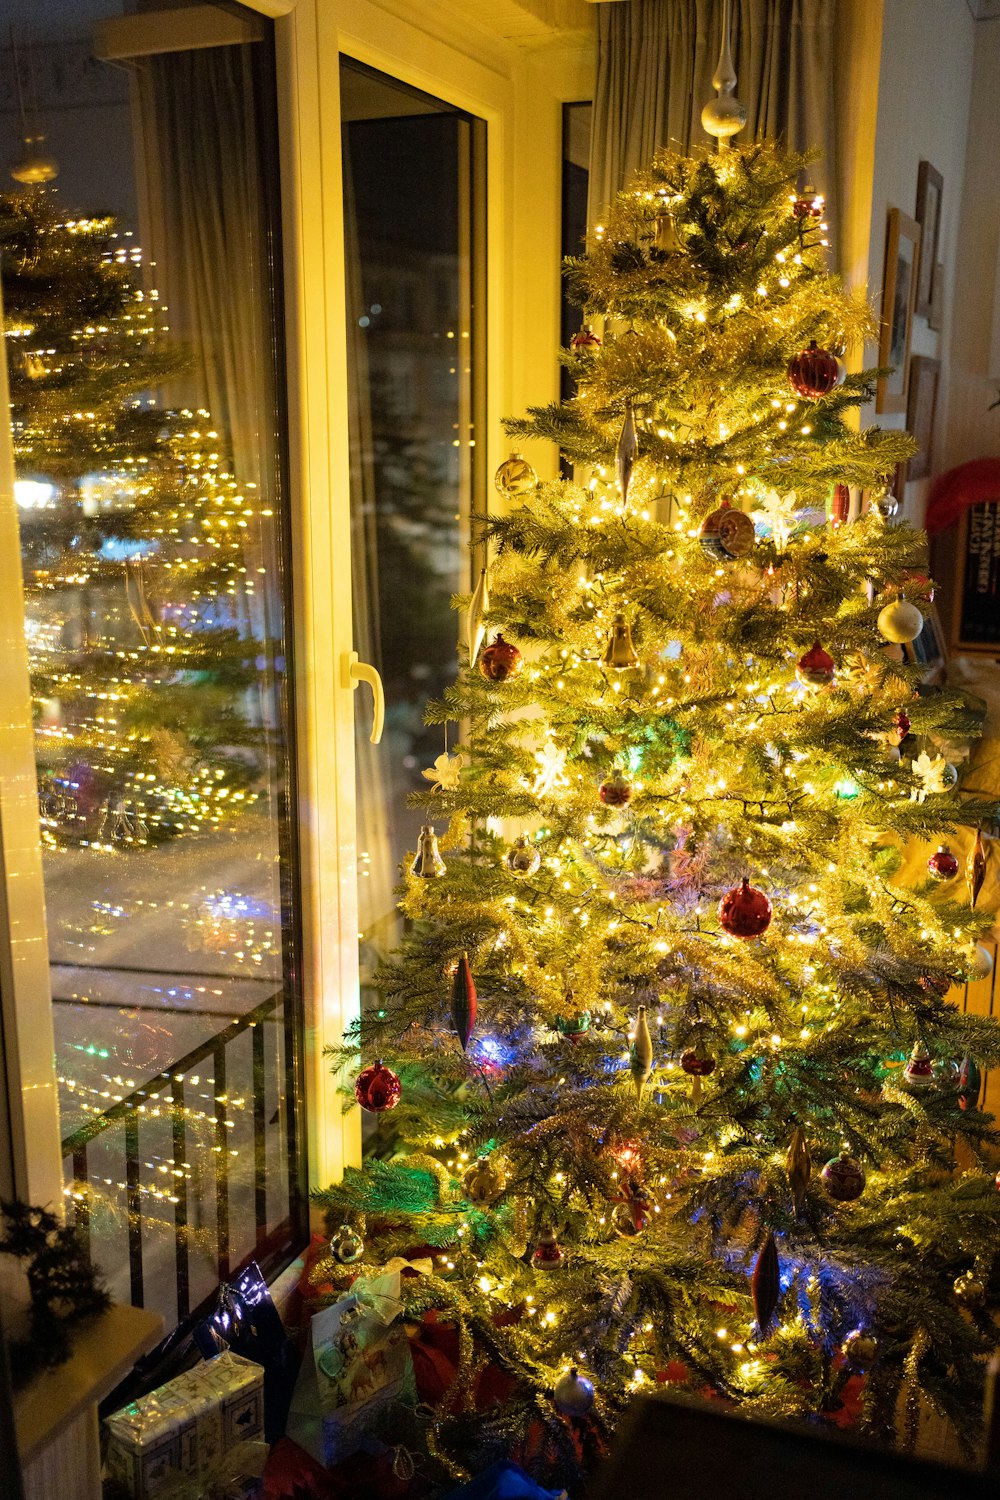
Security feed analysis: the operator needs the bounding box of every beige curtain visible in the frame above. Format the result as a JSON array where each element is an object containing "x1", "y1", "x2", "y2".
[{"x1": 589, "y1": 0, "x2": 837, "y2": 225}]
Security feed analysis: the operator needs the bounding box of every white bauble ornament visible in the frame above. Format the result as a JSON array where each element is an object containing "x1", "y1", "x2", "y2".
[{"x1": 877, "y1": 598, "x2": 923, "y2": 644}]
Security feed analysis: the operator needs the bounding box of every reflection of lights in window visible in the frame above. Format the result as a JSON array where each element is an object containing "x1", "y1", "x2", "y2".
[
  {"x1": 14, "y1": 478, "x2": 56, "y2": 508},
  {"x1": 358, "y1": 315, "x2": 371, "y2": 328}
]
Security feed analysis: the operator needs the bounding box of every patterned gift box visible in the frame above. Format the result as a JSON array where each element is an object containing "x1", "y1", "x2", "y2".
[{"x1": 105, "y1": 1350, "x2": 265, "y2": 1498}]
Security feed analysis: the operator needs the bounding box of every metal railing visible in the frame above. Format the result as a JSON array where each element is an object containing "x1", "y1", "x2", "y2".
[{"x1": 61, "y1": 989, "x2": 303, "y2": 1320}]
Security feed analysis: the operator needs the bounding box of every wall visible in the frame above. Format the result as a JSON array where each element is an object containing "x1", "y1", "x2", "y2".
[
  {"x1": 864, "y1": 0, "x2": 977, "y2": 526},
  {"x1": 942, "y1": 17, "x2": 1000, "y2": 471}
]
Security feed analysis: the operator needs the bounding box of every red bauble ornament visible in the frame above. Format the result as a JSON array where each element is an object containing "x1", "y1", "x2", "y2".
[
  {"x1": 699, "y1": 499, "x2": 755, "y2": 560},
  {"x1": 927, "y1": 844, "x2": 959, "y2": 881},
  {"x1": 570, "y1": 325, "x2": 601, "y2": 351},
  {"x1": 893, "y1": 709, "x2": 911, "y2": 742},
  {"x1": 820, "y1": 1152, "x2": 866, "y2": 1201},
  {"x1": 354, "y1": 1059, "x2": 402, "y2": 1113},
  {"x1": 903, "y1": 1042, "x2": 935, "y2": 1090},
  {"x1": 918, "y1": 972, "x2": 951, "y2": 997},
  {"x1": 797, "y1": 640, "x2": 835, "y2": 685},
  {"x1": 599, "y1": 770, "x2": 633, "y2": 807},
  {"x1": 680, "y1": 1045, "x2": 716, "y2": 1076},
  {"x1": 531, "y1": 1227, "x2": 565, "y2": 1271},
  {"x1": 478, "y1": 633, "x2": 523, "y2": 682},
  {"x1": 718, "y1": 877, "x2": 772, "y2": 939},
  {"x1": 451, "y1": 951, "x2": 478, "y2": 1051},
  {"x1": 787, "y1": 340, "x2": 839, "y2": 398},
  {"x1": 611, "y1": 1188, "x2": 652, "y2": 1237},
  {"x1": 792, "y1": 191, "x2": 823, "y2": 220}
]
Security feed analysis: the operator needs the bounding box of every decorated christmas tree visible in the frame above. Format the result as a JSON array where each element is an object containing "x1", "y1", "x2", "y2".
[
  {"x1": 317, "y1": 138, "x2": 1000, "y2": 1486},
  {"x1": 2, "y1": 189, "x2": 272, "y2": 848}
]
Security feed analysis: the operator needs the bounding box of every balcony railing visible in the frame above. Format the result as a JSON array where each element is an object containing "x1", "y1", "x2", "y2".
[{"x1": 61, "y1": 989, "x2": 304, "y2": 1324}]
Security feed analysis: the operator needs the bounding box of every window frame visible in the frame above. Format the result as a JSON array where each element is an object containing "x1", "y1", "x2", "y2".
[{"x1": 0, "y1": 0, "x2": 593, "y2": 1219}]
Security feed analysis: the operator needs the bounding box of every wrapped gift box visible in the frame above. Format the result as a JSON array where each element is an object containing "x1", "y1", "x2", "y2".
[{"x1": 105, "y1": 1349, "x2": 266, "y2": 1498}]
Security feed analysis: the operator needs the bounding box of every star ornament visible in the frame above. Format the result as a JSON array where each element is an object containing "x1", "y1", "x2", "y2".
[
  {"x1": 422, "y1": 750, "x2": 465, "y2": 791},
  {"x1": 751, "y1": 487, "x2": 802, "y2": 554}
]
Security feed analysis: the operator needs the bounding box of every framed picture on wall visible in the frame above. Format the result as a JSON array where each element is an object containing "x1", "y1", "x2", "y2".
[
  {"x1": 929, "y1": 261, "x2": 945, "y2": 332},
  {"x1": 877, "y1": 208, "x2": 921, "y2": 414},
  {"x1": 914, "y1": 161, "x2": 943, "y2": 320},
  {"x1": 906, "y1": 355, "x2": 941, "y2": 481}
]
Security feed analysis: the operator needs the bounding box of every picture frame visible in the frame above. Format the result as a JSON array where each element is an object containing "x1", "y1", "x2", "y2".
[
  {"x1": 906, "y1": 354, "x2": 941, "y2": 482},
  {"x1": 914, "y1": 161, "x2": 943, "y2": 320},
  {"x1": 902, "y1": 600, "x2": 947, "y2": 680},
  {"x1": 877, "y1": 208, "x2": 921, "y2": 414},
  {"x1": 929, "y1": 260, "x2": 945, "y2": 332}
]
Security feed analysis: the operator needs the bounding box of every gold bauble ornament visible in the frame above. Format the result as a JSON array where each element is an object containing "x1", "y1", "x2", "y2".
[
  {"x1": 462, "y1": 1156, "x2": 505, "y2": 1206},
  {"x1": 494, "y1": 454, "x2": 537, "y2": 498},
  {"x1": 954, "y1": 1270, "x2": 987, "y2": 1308}
]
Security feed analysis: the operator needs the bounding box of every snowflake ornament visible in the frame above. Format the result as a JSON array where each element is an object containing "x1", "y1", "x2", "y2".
[{"x1": 422, "y1": 750, "x2": 465, "y2": 791}]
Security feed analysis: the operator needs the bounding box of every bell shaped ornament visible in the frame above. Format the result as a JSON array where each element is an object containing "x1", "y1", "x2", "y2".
[
  {"x1": 602, "y1": 613, "x2": 639, "y2": 671},
  {"x1": 654, "y1": 207, "x2": 681, "y2": 253},
  {"x1": 411, "y1": 824, "x2": 446, "y2": 879}
]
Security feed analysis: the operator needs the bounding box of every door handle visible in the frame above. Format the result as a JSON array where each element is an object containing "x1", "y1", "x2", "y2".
[{"x1": 341, "y1": 651, "x2": 384, "y2": 744}]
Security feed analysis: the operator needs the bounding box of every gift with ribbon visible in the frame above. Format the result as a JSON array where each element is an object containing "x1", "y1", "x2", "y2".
[
  {"x1": 285, "y1": 1268, "x2": 418, "y2": 1468},
  {"x1": 105, "y1": 1350, "x2": 265, "y2": 1499}
]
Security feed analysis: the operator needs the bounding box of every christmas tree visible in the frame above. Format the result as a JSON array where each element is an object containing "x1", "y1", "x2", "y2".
[
  {"x1": 317, "y1": 140, "x2": 1000, "y2": 1486},
  {"x1": 2, "y1": 189, "x2": 272, "y2": 849}
]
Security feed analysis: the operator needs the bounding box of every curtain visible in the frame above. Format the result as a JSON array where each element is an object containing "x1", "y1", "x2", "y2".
[
  {"x1": 131, "y1": 46, "x2": 282, "y2": 723},
  {"x1": 589, "y1": 0, "x2": 837, "y2": 225}
]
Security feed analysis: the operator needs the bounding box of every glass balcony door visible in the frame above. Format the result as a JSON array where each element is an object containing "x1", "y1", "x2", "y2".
[
  {"x1": 339, "y1": 58, "x2": 485, "y2": 1092},
  {"x1": 3, "y1": 0, "x2": 306, "y2": 1330}
]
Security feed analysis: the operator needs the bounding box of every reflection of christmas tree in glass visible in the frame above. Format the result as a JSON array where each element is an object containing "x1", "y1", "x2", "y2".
[
  {"x1": 2, "y1": 191, "x2": 272, "y2": 847},
  {"x1": 318, "y1": 144, "x2": 1000, "y2": 1485}
]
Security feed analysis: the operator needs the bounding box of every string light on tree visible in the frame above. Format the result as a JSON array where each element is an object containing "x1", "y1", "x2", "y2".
[{"x1": 313, "y1": 90, "x2": 1000, "y2": 1483}]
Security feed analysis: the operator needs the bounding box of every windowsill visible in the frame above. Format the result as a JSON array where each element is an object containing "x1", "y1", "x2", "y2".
[{"x1": 15, "y1": 1303, "x2": 164, "y2": 1464}]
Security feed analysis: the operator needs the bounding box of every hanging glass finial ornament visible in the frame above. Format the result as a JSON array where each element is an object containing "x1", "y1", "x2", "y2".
[
  {"x1": 700, "y1": 0, "x2": 747, "y2": 148},
  {"x1": 616, "y1": 400, "x2": 638, "y2": 506}
]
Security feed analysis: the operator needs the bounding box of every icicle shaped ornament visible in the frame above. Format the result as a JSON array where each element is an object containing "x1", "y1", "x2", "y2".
[
  {"x1": 629, "y1": 1004, "x2": 653, "y2": 1098},
  {"x1": 616, "y1": 401, "x2": 638, "y2": 507},
  {"x1": 465, "y1": 564, "x2": 490, "y2": 667},
  {"x1": 451, "y1": 950, "x2": 478, "y2": 1050}
]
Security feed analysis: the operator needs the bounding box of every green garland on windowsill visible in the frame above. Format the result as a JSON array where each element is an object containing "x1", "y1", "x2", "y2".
[{"x1": 1, "y1": 1200, "x2": 109, "y2": 1388}]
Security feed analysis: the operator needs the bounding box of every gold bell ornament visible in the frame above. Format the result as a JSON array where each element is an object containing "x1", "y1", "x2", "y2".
[
  {"x1": 411, "y1": 824, "x2": 446, "y2": 878},
  {"x1": 653, "y1": 203, "x2": 681, "y2": 253},
  {"x1": 602, "y1": 613, "x2": 640, "y2": 671}
]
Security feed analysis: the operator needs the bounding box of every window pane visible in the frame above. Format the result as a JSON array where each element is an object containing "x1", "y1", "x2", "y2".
[
  {"x1": 340, "y1": 59, "x2": 484, "y2": 1108},
  {"x1": 3, "y1": 1, "x2": 306, "y2": 1329}
]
